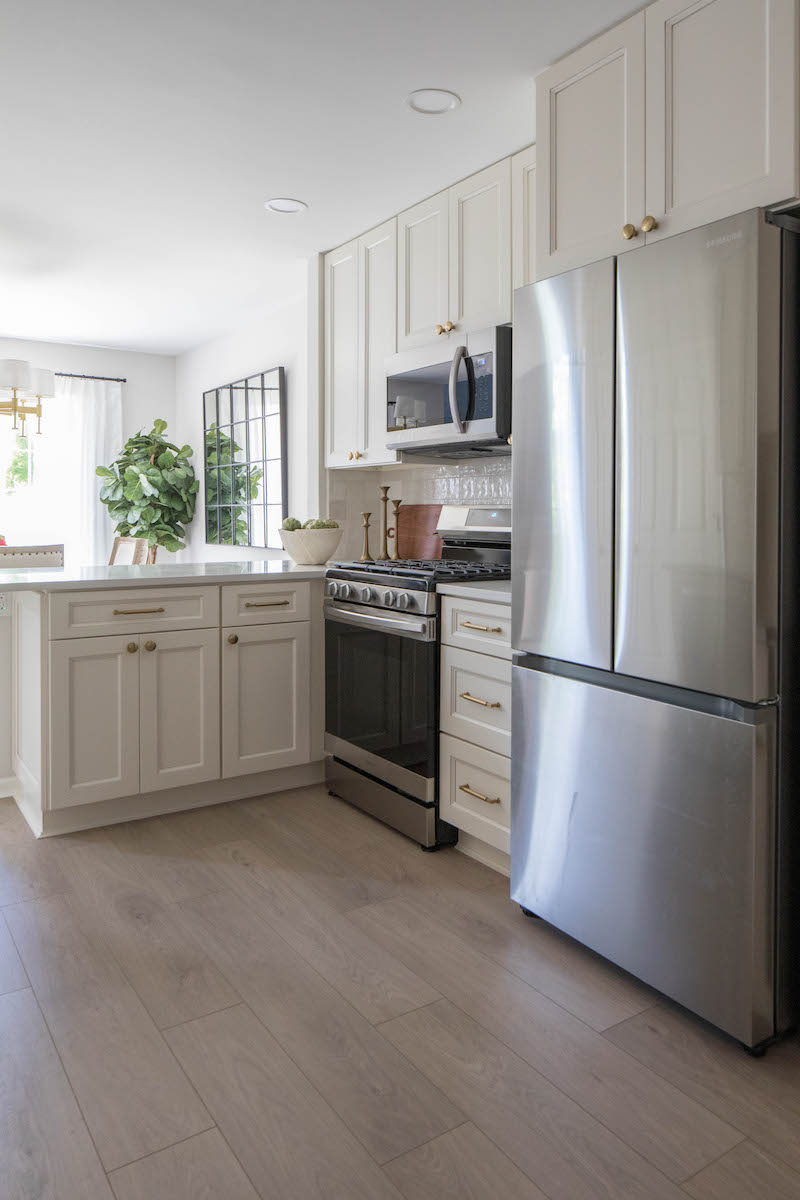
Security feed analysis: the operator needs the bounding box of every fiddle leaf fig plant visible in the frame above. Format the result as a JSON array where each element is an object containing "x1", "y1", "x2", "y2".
[{"x1": 96, "y1": 419, "x2": 199, "y2": 556}]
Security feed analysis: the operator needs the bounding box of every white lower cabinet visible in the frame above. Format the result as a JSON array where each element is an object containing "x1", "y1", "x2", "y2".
[
  {"x1": 221, "y1": 621, "x2": 311, "y2": 777},
  {"x1": 139, "y1": 628, "x2": 220, "y2": 793},
  {"x1": 49, "y1": 635, "x2": 141, "y2": 809},
  {"x1": 440, "y1": 732, "x2": 511, "y2": 854},
  {"x1": 440, "y1": 645, "x2": 511, "y2": 757}
]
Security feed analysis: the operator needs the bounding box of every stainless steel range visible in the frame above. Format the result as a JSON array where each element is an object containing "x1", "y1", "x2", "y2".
[{"x1": 324, "y1": 506, "x2": 511, "y2": 847}]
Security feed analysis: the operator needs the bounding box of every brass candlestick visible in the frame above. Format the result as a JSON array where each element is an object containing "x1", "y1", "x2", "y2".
[
  {"x1": 360, "y1": 512, "x2": 373, "y2": 562},
  {"x1": 388, "y1": 498, "x2": 402, "y2": 560},
  {"x1": 378, "y1": 485, "x2": 390, "y2": 559}
]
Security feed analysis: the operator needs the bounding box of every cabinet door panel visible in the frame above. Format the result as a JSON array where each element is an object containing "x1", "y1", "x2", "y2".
[
  {"x1": 222, "y1": 622, "x2": 310, "y2": 777},
  {"x1": 324, "y1": 240, "x2": 361, "y2": 467},
  {"x1": 512, "y1": 144, "x2": 537, "y2": 290},
  {"x1": 536, "y1": 12, "x2": 645, "y2": 278},
  {"x1": 645, "y1": 0, "x2": 798, "y2": 240},
  {"x1": 49, "y1": 636, "x2": 139, "y2": 809},
  {"x1": 449, "y1": 159, "x2": 511, "y2": 331},
  {"x1": 359, "y1": 218, "x2": 398, "y2": 465},
  {"x1": 397, "y1": 190, "x2": 449, "y2": 350},
  {"x1": 139, "y1": 628, "x2": 220, "y2": 793}
]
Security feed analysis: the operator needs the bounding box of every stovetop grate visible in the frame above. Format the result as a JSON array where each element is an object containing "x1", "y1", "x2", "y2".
[{"x1": 331, "y1": 558, "x2": 510, "y2": 581}]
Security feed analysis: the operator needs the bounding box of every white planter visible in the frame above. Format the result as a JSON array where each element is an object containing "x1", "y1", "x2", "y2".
[{"x1": 279, "y1": 527, "x2": 343, "y2": 565}]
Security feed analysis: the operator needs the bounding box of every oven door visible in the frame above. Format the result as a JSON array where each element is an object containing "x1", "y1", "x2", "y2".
[{"x1": 324, "y1": 600, "x2": 438, "y2": 801}]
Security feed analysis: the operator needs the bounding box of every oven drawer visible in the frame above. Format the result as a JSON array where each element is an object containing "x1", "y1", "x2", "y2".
[
  {"x1": 439, "y1": 733, "x2": 510, "y2": 853},
  {"x1": 221, "y1": 582, "x2": 310, "y2": 626},
  {"x1": 441, "y1": 596, "x2": 511, "y2": 659},
  {"x1": 440, "y1": 646, "x2": 511, "y2": 757},
  {"x1": 49, "y1": 587, "x2": 220, "y2": 639}
]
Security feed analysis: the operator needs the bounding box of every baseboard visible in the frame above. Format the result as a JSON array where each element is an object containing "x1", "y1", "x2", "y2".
[
  {"x1": 0, "y1": 775, "x2": 16, "y2": 801},
  {"x1": 455, "y1": 829, "x2": 510, "y2": 878},
  {"x1": 19, "y1": 760, "x2": 325, "y2": 838}
]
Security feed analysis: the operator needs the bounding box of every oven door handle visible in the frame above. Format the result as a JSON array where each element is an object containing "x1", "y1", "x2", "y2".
[
  {"x1": 324, "y1": 601, "x2": 434, "y2": 641},
  {"x1": 448, "y1": 345, "x2": 469, "y2": 434}
]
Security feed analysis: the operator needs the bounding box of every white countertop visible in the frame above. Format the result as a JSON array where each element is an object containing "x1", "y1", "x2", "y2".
[
  {"x1": 436, "y1": 578, "x2": 511, "y2": 604},
  {"x1": 0, "y1": 560, "x2": 329, "y2": 593}
]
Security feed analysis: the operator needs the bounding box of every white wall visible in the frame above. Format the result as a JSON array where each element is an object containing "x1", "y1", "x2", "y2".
[
  {"x1": 0, "y1": 337, "x2": 176, "y2": 781},
  {"x1": 172, "y1": 261, "x2": 321, "y2": 561}
]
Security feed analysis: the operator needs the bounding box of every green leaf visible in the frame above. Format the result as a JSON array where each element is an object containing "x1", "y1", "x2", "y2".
[
  {"x1": 95, "y1": 465, "x2": 114, "y2": 478},
  {"x1": 177, "y1": 445, "x2": 193, "y2": 459},
  {"x1": 151, "y1": 418, "x2": 168, "y2": 436}
]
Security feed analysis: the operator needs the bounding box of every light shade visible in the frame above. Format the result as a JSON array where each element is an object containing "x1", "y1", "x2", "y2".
[
  {"x1": 27, "y1": 368, "x2": 55, "y2": 399},
  {"x1": 0, "y1": 359, "x2": 32, "y2": 392},
  {"x1": 407, "y1": 88, "x2": 461, "y2": 115},
  {"x1": 264, "y1": 197, "x2": 308, "y2": 214}
]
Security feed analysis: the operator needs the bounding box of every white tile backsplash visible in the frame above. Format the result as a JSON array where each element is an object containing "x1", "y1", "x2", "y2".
[{"x1": 327, "y1": 459, "x2": 512, "y2": 560}]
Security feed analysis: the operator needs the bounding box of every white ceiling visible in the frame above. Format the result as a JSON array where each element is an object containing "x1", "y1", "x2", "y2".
[{"x1": 2, "y1": 0, "x2": 638, "y2": 355}]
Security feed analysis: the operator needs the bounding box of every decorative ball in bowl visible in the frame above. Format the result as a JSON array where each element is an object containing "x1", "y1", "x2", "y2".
[{"x1": 279, "y1": 518, "x2": 343, "y2": 565}]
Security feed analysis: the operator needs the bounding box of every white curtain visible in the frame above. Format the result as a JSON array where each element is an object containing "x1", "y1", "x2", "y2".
[{"x1": 7, "y1": 376, "x2": 123, "y2": 566}]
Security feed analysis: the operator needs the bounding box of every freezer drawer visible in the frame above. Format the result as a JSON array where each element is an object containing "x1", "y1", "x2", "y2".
[
  {"x1": 512, "y1": 259, "x2": 615, "y2": 669},
  {"x1": 615, "y1": 210, "x2": 780, "y2": 701},
  {"x1": 511, "y1": 664, "x2": 776, "y2": 1046}
]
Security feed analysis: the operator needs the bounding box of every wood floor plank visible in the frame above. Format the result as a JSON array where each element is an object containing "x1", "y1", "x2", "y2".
[
  {"x1": 683, "y1": 1140, "x2": 800, "y2": 1200},
  {"x1": 3, "y1": 894, "x2": 212, "y2": 1171},
  {"x1": 0, "y1": 911, "x2": 28, "y2": 995},
  {"x1": 62, "y1": 830, "x2": 239, "y2": 1028},
  {"x1": 108, "y1": 1128, "x2": 259, "y2": 1200},
  {"x1": 0, "y1": 987, "x2": 113, "y2": 1199},
  {"x1": 383, "y1": 1122, "x2": 548, "y2": 1200},
  {"x1": 166, "y1": 1004, "x2": 404, "y2": 1200},
  {"x1": 379, "y1": 999, "x2": 687, "y2": 1200},
  {"x1": 352, "y1": 896, "x2": 740, "y2": 1182},
  {"x1": 159, "y1": 802, "x2": 265, "y2": 851},
  {"x1": 419, "y1": 879, "x2": 655, "y2": 1031},
  {"x1": 107, "y1": 816, "x2": 227, "y2": 904},
  {"x1": 177, "y1": 887, "x2": 463, "y2": 1163},
  {"x1": 202, "y1": 838, "x2": 440, "y2": 1023},
  {"x1": 0, "y1": 832, "x2": 72, "y2": 907},
  {"x1": 605, "y1": 1004, "x2": 800, "y2": 1173}
]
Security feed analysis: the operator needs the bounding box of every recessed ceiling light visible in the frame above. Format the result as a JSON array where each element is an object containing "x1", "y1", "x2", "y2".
[
  {"x1": 406, "y1": 88, "x2": 461, "y2": 115},
  {"x1": 264, "y1": 197, "x2": 308, "y2": 214}
]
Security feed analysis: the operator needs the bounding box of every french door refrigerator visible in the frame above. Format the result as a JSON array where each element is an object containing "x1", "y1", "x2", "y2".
[{"x1": 511, "y1": 209, "x2": 800, "y2": 1050}]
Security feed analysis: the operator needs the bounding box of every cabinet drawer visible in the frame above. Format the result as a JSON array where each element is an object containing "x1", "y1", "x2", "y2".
[
  {"x1": 441, "y1": 596, "x2": 511, "y2": 659},
  {"x1": 439, "y1": 733, "x2": 510, "y2": 853},
  {"x1": 440, "y1": 646, "x2": 511, "y2": 756},
  {"x1": 49, "y1": 587, "x2": 220, "y2": 639},
  {"x1": 221, "y1": 581, "x2": 310, "y2": 626}
]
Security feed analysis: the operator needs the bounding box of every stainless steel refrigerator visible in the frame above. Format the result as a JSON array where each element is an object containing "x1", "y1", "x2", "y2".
[{"x1": 511, "y1": 208, "x2": 800, "y2": 1050}]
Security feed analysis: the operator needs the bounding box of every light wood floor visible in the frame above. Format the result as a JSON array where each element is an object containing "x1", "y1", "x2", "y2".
[{"x1": 2, "y1": 785, "x2": 800, "y2": 1200}]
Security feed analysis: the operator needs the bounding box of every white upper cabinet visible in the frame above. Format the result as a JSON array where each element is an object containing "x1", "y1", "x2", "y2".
[
  {"x1": 536, "y1": 13, "x2": 646, "y2": 279},
  {"x1": 512, "y1": 144, "x2": 537, "y2": 290},
  {"x1": 644, "y1": 0, "x2": 799, "y2": 241},
  {"x1": 397, "y1": 190, "x2": 450, "y2": 351},
  {"x1": 449, "y1": 158, "x2": 512, "y2": 332},
  {"x1": 358, "y1": 218, "x2": 398, "y2": 466},
  {"x1": 324, "y1": 240, "x2": 361, "y2": 467}
]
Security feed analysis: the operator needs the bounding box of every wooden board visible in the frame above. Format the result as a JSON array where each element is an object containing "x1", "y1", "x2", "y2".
[{"x1": 396, "y1": 504, "x2": 443, "y2": 559}]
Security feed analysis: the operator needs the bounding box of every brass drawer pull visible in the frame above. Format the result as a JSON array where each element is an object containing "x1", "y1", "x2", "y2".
[
  {"x1": 459, "y1": 782, "x2": 501, "y2": 805},
  {"x1": 113, "y1": 606, "x2": 166, "y2": 616},
  {"x1": 460, "y1": 691, "x2": 501, "y2": 709},
  {"x1": 460, "y1": 620, "x2": 502, "y2": 633},
  {"x1": 244, "y1": 600, "x2": 291, "y2": 608}
]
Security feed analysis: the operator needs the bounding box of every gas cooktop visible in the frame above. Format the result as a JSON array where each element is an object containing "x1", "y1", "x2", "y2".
[{"x1": 331, "y1": 558, "x2": 510, "y2": 582}]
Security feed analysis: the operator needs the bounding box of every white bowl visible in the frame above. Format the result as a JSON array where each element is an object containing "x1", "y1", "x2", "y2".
[{"x1": 279, "y1": 527, "x2": 343, "y2": 565}]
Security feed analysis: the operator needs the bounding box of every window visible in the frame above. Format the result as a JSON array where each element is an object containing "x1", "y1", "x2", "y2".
[{"x1": 203, "y1": 366, "x2": 287, "y2": 548}]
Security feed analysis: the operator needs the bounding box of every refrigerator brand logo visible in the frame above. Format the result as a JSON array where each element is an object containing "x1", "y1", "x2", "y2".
[{"x1": 706, "y1": 230, "x2": 743, "y2": 248}]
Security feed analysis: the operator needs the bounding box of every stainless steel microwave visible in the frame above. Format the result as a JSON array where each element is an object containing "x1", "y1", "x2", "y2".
[{"x1": 385, "y1": 326, "x2": 512, "y2": 458}]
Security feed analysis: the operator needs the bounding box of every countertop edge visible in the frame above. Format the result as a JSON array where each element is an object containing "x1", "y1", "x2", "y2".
[{"x1": 0, "y1": 563, "x2": 329, "y2": 593}]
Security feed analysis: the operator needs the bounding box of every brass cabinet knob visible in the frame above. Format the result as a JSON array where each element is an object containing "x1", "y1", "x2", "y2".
[
  {"x1": 354, "y1": 450, "x2": 363, "y2": 459},
  {"x1": 227, "y1": 633, "x2": 239, "y2": 645},
  {"x1": 434, "y1": 323, "x2": 445, "y2": 335},
  {"x1": 144, "y1": 640, "x2": 156, "y2": 652},
  {"x1": 507, "y1": 433, "x2": 513, "y2": 446},
  {"x1": 347, "y1": 451, "x2": 354, "y2": 461},
  {"x1": 622, "y1": 223, "x2": 638, "y2": 240},
  {"x1": 640, "y1": 215, "x2": 658, "y2": 233},
  {"x1": 443, "y1": 321, "x2": 455, "y2": 333},
  {"x1": 127, "y1": 642, "x2": 138, "y2": 654}
]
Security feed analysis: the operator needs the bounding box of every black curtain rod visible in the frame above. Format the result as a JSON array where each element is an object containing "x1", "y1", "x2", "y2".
[{"x1": 55, "y1": 371, "x2": 127, "y2": 383}]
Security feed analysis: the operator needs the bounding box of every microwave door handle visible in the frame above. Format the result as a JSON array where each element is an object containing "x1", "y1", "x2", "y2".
[{"x1": 448, "y1": 345, "x2": 468, "y2": 434}]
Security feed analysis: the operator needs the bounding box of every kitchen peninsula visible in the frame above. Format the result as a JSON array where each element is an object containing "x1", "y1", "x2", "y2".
[{"x1": 3, "y1": 561, "x2": 327, "y2": 836}]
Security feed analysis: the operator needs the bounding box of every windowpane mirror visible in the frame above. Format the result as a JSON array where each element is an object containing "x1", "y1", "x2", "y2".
[{"x1": 203, "y1": 366, "x2": 287, "y2": 547}]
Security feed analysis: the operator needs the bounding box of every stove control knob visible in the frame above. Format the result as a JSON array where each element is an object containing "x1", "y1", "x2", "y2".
[
  {"x1": 359, "y1": 586, "x2": 374, "y2": 603},
  {"x1": 325, "y1": 581, "x2": 337, "y2": 598},
  {"x1": 337, "y1": 582, "x2": 352, "y2": 601},
  {"x1": 382, "y1": 590, "x2": 395, "y2": 607},
  {"x1": 396, "y1": 592, "x2": 411, "y2": 610}
]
